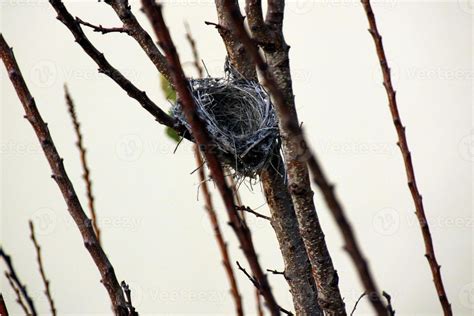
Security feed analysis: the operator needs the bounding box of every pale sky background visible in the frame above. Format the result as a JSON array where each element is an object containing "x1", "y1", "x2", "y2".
[{"x1": 0, "y1": 0, "x2": 472, "y2": 315}]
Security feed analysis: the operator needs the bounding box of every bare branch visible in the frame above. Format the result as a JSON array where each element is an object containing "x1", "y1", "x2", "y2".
[
  {"x1": 139, "y1": 1, "x2": 280, "y2": 314},
  {"x1": 194, "y1": 146, "x2": 244, "y2": 316},
  {"x1": 236, "y1": 262, "x2": 294, "y2": 316},
  {"x1": 64, "y1": 85, "x2": 101, "y2": 244},
  {"x1": 184, "y1": 23, "x2": 204, "y2": 78},
  {"x1": 221, "y1": 2, "x2": 346, "y2": 313},
  {"x1": 382, "y1": 291, "x2": 395, "y2": 316},
  {"x1": 48, "y1": 0, "x2": 184, "y2": 136},
  {"x1": 236, "y1": 206, "x2": 271, "y2": 221},
  {"x1": 29, "y1": 221, "x2": 57, "y2": 316},
  {"x1": 76, "y1": 17, "x2": 128, "y2": 34},
  {"x1": 0, "y1": 293, "x2": 9, "y2": 316},
  {"x1": 0, "y1": 34, "x2": 130, "y2": 316},
  {"x1": 103, "y1": 0, "x2": 171, "y2": 82},
  {"x1": 0, "y1": 247, "x2": 37, "y2": 315},
  {"x1": 350, "y1": 293, "x2": 366, "y2": 316},
  {"x1": 266, "y1": 269, "x2": 284, "y2": 276},
  {"x1": 120, "y1": 281, "x2": 138, "y2": 316},
  {"x1": 361, "y1": 1, "x2": 452, "y2": 315}
]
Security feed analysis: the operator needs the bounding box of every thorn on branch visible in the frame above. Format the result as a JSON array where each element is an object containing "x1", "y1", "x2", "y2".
[
  {"x1": 382, "y1": 291, "x2": 395, "y2": 316},
  {"x1": 120, "y1": 281, "x2": 138, "y2": 316}
]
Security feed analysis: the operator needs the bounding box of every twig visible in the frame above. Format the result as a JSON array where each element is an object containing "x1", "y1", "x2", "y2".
[
  {"x1": 236, "y1": 206, "x2": 271, "y2": 221},
  {"x1": 236, "y1": 262, "x2": 294, "y2": 316},
  {"x1": 29, "y1": 221, "x2": 57, "y2": 316},
  {"x1": 48, "y1": 0, "x2": 184, "y2": 136},
  {"x1": 64, "y1": 85, "x2": 101, "y2": 244},
  {"x1": 184, "y1": 22, "x2": 204, "y2": 78},
  {"x1": 222, "y1": 1, "x2": 346, "y2": 313},
  {"x1": 382, "y1": 291, "x2": 395, "y2": 316},
  {"x1": 120, "y1": 281, "x2": 138, "y2": 316},
  {"x1": 0, "y1": 293, "x2": 9, "y2": 316},
  {"x1": 360, "y1": 1, "x2": 452, "y2": 315},
  {"x1": 0, "y1": 34, "x2": 130, "y2": 316},
  {"x1": 76, "y1": 17, "x2": 128, "y2": 34},
  {"x1": 140, "y1": 1, "x2": 280, "y2": 314},
  {"x1": 255, "y1": 289, "x2": 263, "y2": 316},
  {"x1": 0, "y1": 248, "x2": 37, "y2": 316},
  {"x1": 194, "y1": 146, "x2": 244, "y2": 316},
  {"x1": 350, "y1": 292, "x2": 366, "y2": 316},
  {"x1": 266, "y1": 269, "x2": 284, "y2": 276},
  {"x1": 5, "y1": 273, "x2": 28, "y2": 315},
  {"x1": 103, "y1": 0, "x2": 171, "y2": 82}
]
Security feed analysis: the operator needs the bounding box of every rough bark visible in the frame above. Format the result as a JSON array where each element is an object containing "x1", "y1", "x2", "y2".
[{"x1": 213, "y1": 2, "x2": 322, "y2": 314}]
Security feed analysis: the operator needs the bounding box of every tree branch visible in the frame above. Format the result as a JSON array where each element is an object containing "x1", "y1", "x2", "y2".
[
  {"x1": 222, "y1": 1, "x2": 346, "y2": 313},
  {"x1": 350, "y1": 292, "x2": 366, "y2": 316},
  {"x1": 0, "y1": 34, "x2": 130, "y2": 316},
  {"x1": 103, "y1": 0, "x2": 172, "y2": 82},
  {"x1": 29, "y1": 221, "x2": 57, "y2": 316},
  {"x1": 236, "y1": 206, "x2": 271, "y2": 221},
  {"x1": 0, "y1": 247, "x2": 37, "y2": 316},
  {"x1": 48, "y1": 0, "x2": 184, "y2": 136},
  {"x1": 0, "y1": 293, "x2": 9, "y2": 316},
  {"x1": 76, "y1": 17, "x2": 129, "y2": 34},
  {"x1": 360, "y1": 1, "x2": 452, "y2": 315},
  {"x1": 139, "y1": 1, "x2": 280, "y2": 314},
  {"x1": 194, "y1": 146, "x2": 244, "y2": 316},
  {"x1": 64, "y1": 85, "x2": 101, "y2": 245}
]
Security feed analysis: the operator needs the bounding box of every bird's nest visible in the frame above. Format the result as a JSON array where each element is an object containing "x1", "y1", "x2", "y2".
[{"x1": 172, "y1": 69, "x2": 280, "y2": 179}]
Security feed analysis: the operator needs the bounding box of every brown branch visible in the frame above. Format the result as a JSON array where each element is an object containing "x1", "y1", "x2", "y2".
[
  {"x1": 382, "y1": 291, "x2": 395, "y2": 316},
  {"x1": 48, "y1": 0, "x2": 183, "y2": 135},
  {"x1": 236, "y1": 262, "x2": 294, "y2": 316},
  {"x1": 139, "y1": 1, "x2": 280, "y2": 314},
  {"x1": 5, "y1": 273, "x2": 29, "y2": 315},
  {"x1": 103, "y1": 0, "x2": 171, "y2": 82},
  {"x1": 266, "y1": 269, "x2": 284, "y2": 276},
  {"x1": 236, "y1": 206, "x2": 271, "y2": 221},
  {"x1": 29, "y1": 221, "x2": 57, "y2": 316},
  {"x1": 0, "y1": 248, "x2": 37, "y2": 316},
  {"x1": 120, "y1": 281, "x2": 138, "y2": 316},
  {"x1": 64, "y1": 85, "x2": 101, "y2": 244},
  {"x1": 255, "y1": 289, "x2": 264, "y2": 316},
  {"x1": 184, "y1": 23, "x2": 204, "y2": 79},
  {"x1": 0, "y1": 293, "x2": 9, "y2": 316},
  {"x1": 350, "y1": 292, "x2": 366, "y2": 316},
  {"x1": 361, "y1": 1, "x2": 452, "y2": 315},
  {"x1": 194, "y1": 146, "x2": 244, "y2": 316},
  {"x1": 0, "y1": 34, "x2": 129, "y2": 316},
  {"x1": 76, "y1": 17, "x2": 128, "y2": 34},
  {"x1": 222, "y1": 2, "x2": 346, "y2": 314}
]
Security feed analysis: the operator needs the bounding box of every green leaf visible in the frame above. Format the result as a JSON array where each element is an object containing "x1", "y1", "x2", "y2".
[
  {"x1": 160, "y1": 75, "x2": 176, "y2": 102},
  {"x1": 165, "y1": 126, "x2": 180, "y2": 143}
]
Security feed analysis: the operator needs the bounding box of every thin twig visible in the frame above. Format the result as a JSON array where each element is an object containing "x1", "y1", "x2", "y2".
[
  {"x1": 4, "y1": 273, "x2": 28, "y2": 315},
  {"x1": 29, "y1": 221, "x2": 57, "y2": 316},
  {"x1": 382, "y1": 291, "x2": 395, "y2": 316},
  {"x1": 64, "y1": 85, "x2": 101, "y2": 244},
  {"x1": 236, "y1": 206, "x2": 271, "y2": 221},
  {"x1": 184, "y1": 22, "x2": 204, "y2": 78},
  {"x1": 140, "y1": 2, "x2": 280, "y2": 314},
  {"x1": 48, "y1": 0, "x2": 185, "y2": 136},
  {"x1": 361, "y1": 1, "x2": 451, "y2": 315},
  {"x1": 266, "y1": 269, "x2": 284, "y2": 276},
  {"x1": 0, "y1": 293, "x2": 9, "y2": 316},
  {"x1": 120, "y1": 281, "x2": 138, "y2": 316},
  {"x1": 350, "y1": 292, "x2": 366, "y2": 316},
  {"x1": 194, "y1": 146, "x2": 244, "y2": 316},
  {"x1": 76, "y1": 17, "x2": 128, "y2": 34},
  {"x1": 0, "y1": 248, "x2": 37, "y2": 316},
  {"x1": 236, "y1": 262, "x2": 294, "y2": 316},
  {"x1": 0, "y1": 34, "x2": 130, "y2": 316},
  {"x1": 255, "y1": 287, "x2": 264, "y2": 316},
  {"x1": 222, "y1": 2, "x2": 347, "y2": 313}
]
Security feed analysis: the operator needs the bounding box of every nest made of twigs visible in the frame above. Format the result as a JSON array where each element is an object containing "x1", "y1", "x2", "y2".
[{"x1": 172, "y1": 69, "x2": 279, "y2": 179}]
